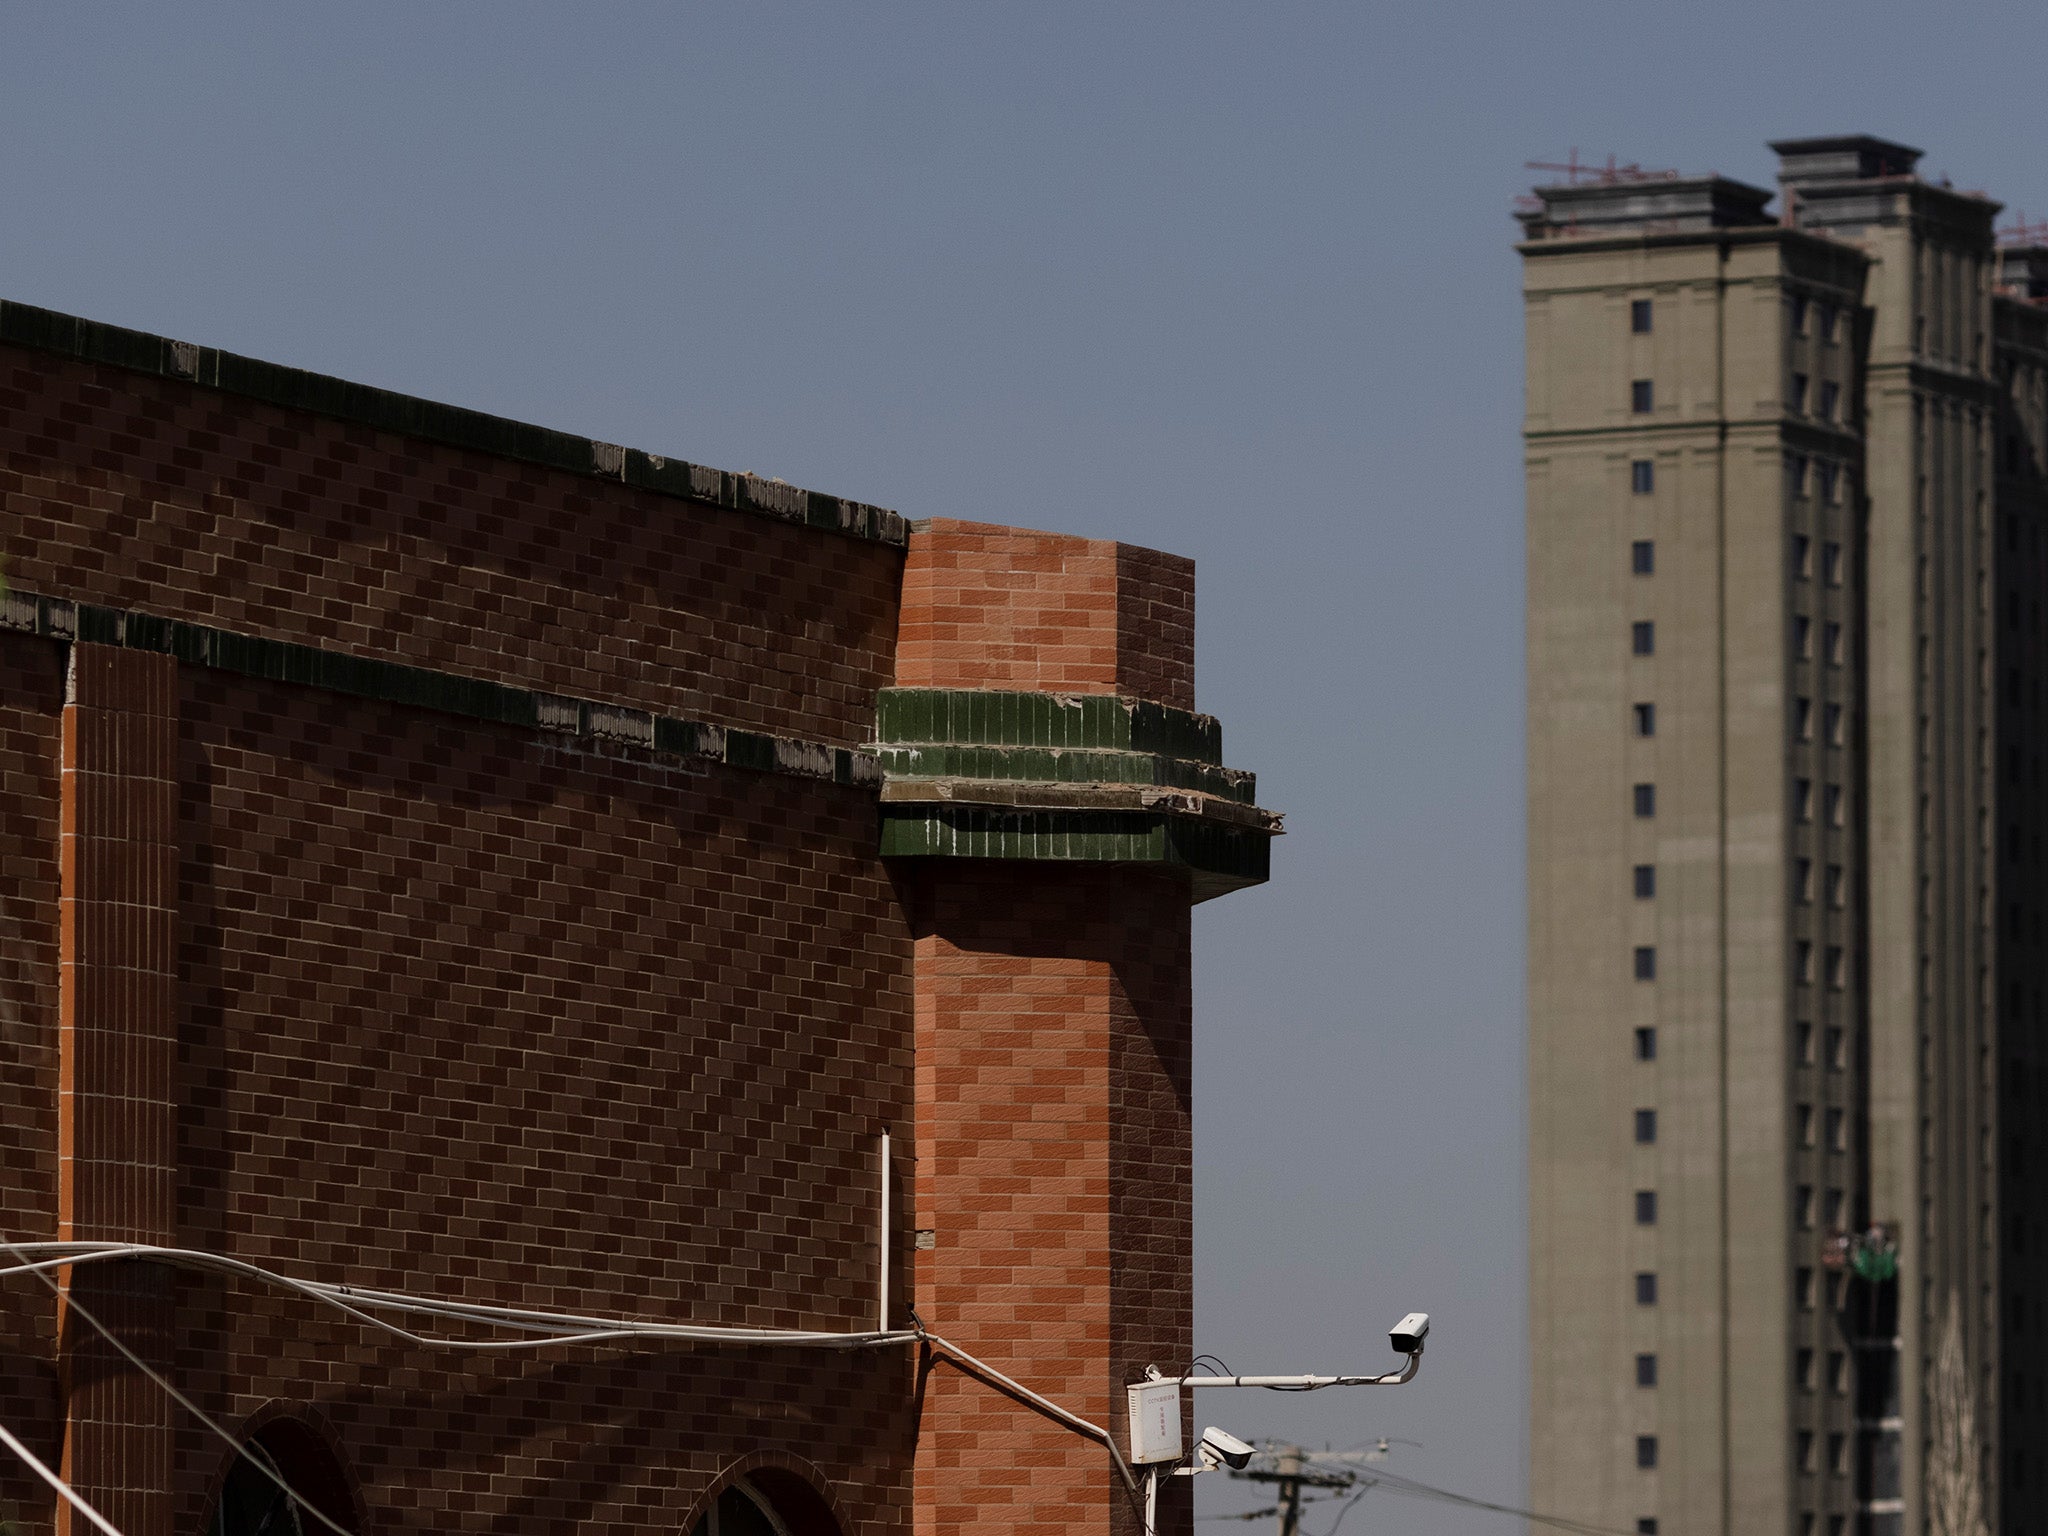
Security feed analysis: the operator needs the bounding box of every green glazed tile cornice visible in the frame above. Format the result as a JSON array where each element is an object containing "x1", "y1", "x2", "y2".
[
  {"x1": 875, "y1": 687, "x2": 1279, "y2": 900},
  {"x1": 875, "y1": 688, "x2": 1223, "y2": 762}
]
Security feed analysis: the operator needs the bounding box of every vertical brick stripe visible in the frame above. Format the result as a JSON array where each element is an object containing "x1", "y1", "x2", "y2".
[
  {"x1": 0, "y1": 632, "x2": 67, "y2": 1536},
  {"x1": 58, "y1": 642, "x2": 177, "y2": 1536}
]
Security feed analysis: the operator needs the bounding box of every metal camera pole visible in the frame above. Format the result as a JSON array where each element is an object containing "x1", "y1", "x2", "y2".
[{"x1": 1121, "y1": 1313, "x2": 1430, "y2": 1535}]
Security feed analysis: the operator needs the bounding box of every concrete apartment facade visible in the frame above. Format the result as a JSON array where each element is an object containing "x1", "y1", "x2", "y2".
[
  {"x1": 0, "y1": 300, "x2": 1278, "y2": 1536},
  {"x1": 1522, "y1": 136, "x2": 2048, "y2": 1536}
]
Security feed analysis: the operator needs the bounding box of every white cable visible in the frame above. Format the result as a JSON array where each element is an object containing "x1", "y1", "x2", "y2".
[
  {"x1": 0, "y1": 1234, "x2": 361, "y2": 1536},
  {"x1": 0, "y1": 1415, "x2": 127, "y2": 1536},
  {"x1": 2, "y1": 1241, "x2": 1138, "y2": 1499},
  {"x1": 5, "y1": 1244, "x2": 917, "y2": 1351}
]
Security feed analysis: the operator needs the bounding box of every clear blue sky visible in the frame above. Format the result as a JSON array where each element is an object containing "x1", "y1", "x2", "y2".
[{"x1": 6, "y1": 4, "x2": 2045, "y2": 1529}]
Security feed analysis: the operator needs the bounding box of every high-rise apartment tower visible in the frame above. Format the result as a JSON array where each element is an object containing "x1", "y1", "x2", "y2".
[{"x1": 1522, "y1": 135, "x2": 2048, "y2": 1536}]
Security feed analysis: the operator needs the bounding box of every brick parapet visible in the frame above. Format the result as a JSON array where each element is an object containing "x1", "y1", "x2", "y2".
[
  {"x1": 0, "y1": 324, "x2": 902, "y2": 746},
  {"x1": 897, "y1": 521, "x2": 1194, "y2": 710}
]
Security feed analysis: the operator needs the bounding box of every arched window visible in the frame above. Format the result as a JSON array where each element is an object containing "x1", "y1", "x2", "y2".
[
  {"x1": 689, "y1": 1478, "x2": 790, "y2": 1536},
  {"x1": 207, "y1": 1417, "x2": 358, "y2": 1536},
  {"x1": 689, "y1": 1466, "x2": 844, "y2": 1536}
]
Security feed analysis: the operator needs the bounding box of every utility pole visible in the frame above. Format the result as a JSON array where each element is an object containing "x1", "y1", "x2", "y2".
[{"x1": 1233, "y1": 1445, "x2": 1355, "y2": 1536}]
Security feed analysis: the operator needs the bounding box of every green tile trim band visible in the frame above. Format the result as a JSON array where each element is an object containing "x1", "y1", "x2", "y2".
[
  {"x1": 0, "y1": 300, "x2": 907, "y2": 547},
  {"x1": 877, "y1": 804, "x2": 1270, "y2": 897},
  {"x1": 875, "y1": 688, "x2": 1223, "y2": 763},
  {"x1": 2, "y1": 588, "x2": 878, "y2": 790},
  {"x1": 874, "y1": 744, "x2": 1256, "y2": 804}
]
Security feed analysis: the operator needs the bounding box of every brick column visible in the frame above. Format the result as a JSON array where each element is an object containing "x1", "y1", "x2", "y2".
[
  {"x1": 57, "y1": 643, "x2": 178, "y2": 1536},
  {"x1": 895, "y1": 521, "x2": 1250, "y2": 1536},
  {"x1": 908, "y1": 864, "x2": 1190, "y2": 1536}
]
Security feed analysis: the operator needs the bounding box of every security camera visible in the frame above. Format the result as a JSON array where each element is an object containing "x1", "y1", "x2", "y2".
[
  {"x1": 1390, "y1": 1312, "x2": 1431, "y2": 1355},
  {"x1": 1198, "y1": 1426, "x2": 1256, "y2": 1472}
]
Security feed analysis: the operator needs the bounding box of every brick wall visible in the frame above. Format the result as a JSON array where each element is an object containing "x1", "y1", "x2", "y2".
[
  {"x1": 897, "y1": 521, "x2": 1195, "y2": 712},
  {"x1": 0, "y1": 343, "x2": 902, "y2": 745},
  {"x1": 163, "y1": 668, "x2": 914, "y2": 1534},
  {"x1": 1, "y1": 315, "x2": 1234, "y2": 1536}
]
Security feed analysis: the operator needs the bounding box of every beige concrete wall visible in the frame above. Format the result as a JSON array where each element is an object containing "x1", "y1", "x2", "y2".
[{"x1": 1526, "y1": 228, "x2": 1870, "y2": 1536}]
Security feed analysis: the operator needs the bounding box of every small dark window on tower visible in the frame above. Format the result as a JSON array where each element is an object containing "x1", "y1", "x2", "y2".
[
  {"x1": 1825, "y1": 784, "x2": 1844, "y2": 827},
  {"x1": 1635, "y1": 1190, "x2": 1658, "y2": 1224},
  {"x1": 1632, "y1": 459, "x2": 1656, "y2": 494},
  {"x1": 1819, "y1": 302, "x2": 1838, "y2": 342},
  {"x1": 1795, "y1": 1021, "x2": 1814, "y2": 1065},
  {"x1": 1633, "y1": 702, "x2": 1656, "y2": 737},
  {"x1": 1632, "y1": 300, "x2": 1654, "y2": 333},
  {"x1": 1797, "y1": 1347, "x2": 1816, "y2": 1389},
  {"x1": 1819, "y1": 381, "x2": 1840, "y2": 421},
  {"x1": 1795, "y1": 940, "x2": 1814, "y2": 984},
  {"x1": 1637, "y1": 1522, "x2": 1659, "y2": 1536},
  {"x1": 1795, "y1": 697, "x2": 1813, "y2": 741},
  {"x1": 1634, "y1": 1027, "x2": 1658, "y2": 1062},
  {"x1": 1794, "y1": 778, "x2": 1813, "y2": 823},
  {"x1": 1826, "y1": 865, "x2": 1845, "y2": 908},
  {"x1": 1634, "y1": 946, "x2": 1657, "y2": 981},
  {"x1": 1793, "y1": 534, "x2": 1813, "y2": 578},
  {"x1": 1826, "y1": 1107, "x2": 1846, "y2": 1152},
  {"x1": 1823, "y1": 1187, "x2": 1844, "y2": 1225},
  {"x1": 1791, "y1": 454, "x2": 1812, "y2": 498},
  {"x1": 1793, "y1": 614, "x2": 1812, "y2": 657},
  {"x1": 1791, "y1": 294, "x2": 1809, "y2": 334},
  {"x1": 1796, "y1": 1267, "x2": 1815, "y2": 1309},
  {"x1": 1822, "y1": 542, "x2": 1843, "y2": 585},
  {"x1": 1633, "y1": 621, "x2": 1655, "y2": 656},
  {"x1": 1632, "y1": 379, "x2": 1655, "y2": 413},
  {"x1": 1797, "y1": 1104, "x2": 1815, "y2": 1146},
  {"x1": 1634, "y1": 864, "x2": 1656, "y2": 899},
  {"x1": 1635, "y1": 1109, "x2": 1657, "y2": 1144},
  {"x1": 1632, "y1": 540, "x2": 1655, "y2": 575},
  {"x1": 1636, "y1": 1353, "x2": 1658, "y2": 1387},
  {"x1": 1828, "y1": 1433, "x2": 1847, "y2": 1476},
  {"x1": 1818, "y1": 462, "x2": 1841, "y2": 504},
  {"x1": 1823, "y1": 621, "x2": 1844, "y2": 664},
  {"x1": 1791, "y1": 373, "x2": 1810, "y2": 413},
  {"x1": 1825, "y1": 1026, "x2": 1845, "y2": 1070},
  {"x1": 1635, "y1": 1271, "x2": 1658, "y2": 1304},
  {"x1": 1636, "y1": 1436, "x2": 1658, "y2": 1469},
  {"x1": 1796, "y1": 1185, "x2": 1815, "y2": 1228},
  {"x1": 1827, "y1": 1351, "x2": 1847, "y2": 1393},
  {"x1": 1634, "y1": 783, "x2": 1656, "y2": 818},
  {"x1": 1796, "y1": 1431, "x2": 1815, "y2": 1472},
  {"x1": 1795, "y1": 858, "x2": 1814, "y2": 903},
  {"x1": 1824, "y1": 703, "x2": 1844, "y2": 747}
]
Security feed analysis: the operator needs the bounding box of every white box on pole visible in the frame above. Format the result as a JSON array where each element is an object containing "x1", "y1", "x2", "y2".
[{"x1": 1126, "y1": 1380, "x2": 1182, "y2": 1465}]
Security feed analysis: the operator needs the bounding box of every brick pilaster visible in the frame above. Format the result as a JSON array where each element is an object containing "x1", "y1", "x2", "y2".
[
  {"x1": 901, "y1": 520, "x2": 1200, "y2": 1536},
  {"x1": 57, "y1": 643, "x2": 177, "y2": 1536}
]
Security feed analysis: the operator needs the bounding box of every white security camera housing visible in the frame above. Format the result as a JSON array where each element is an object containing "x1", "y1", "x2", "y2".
[
  {"x1": 1390, "y1": 1312, "x2": 1430, "y2": 1354},
  {"x1": 1198, "y1": 1425, "x2": 1256, "y2": 1472}
]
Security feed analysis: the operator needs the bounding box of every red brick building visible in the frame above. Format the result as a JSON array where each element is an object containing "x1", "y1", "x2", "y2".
[{"x1": 0, "y1": 302, "x2": 1278, "y2": 1536}]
